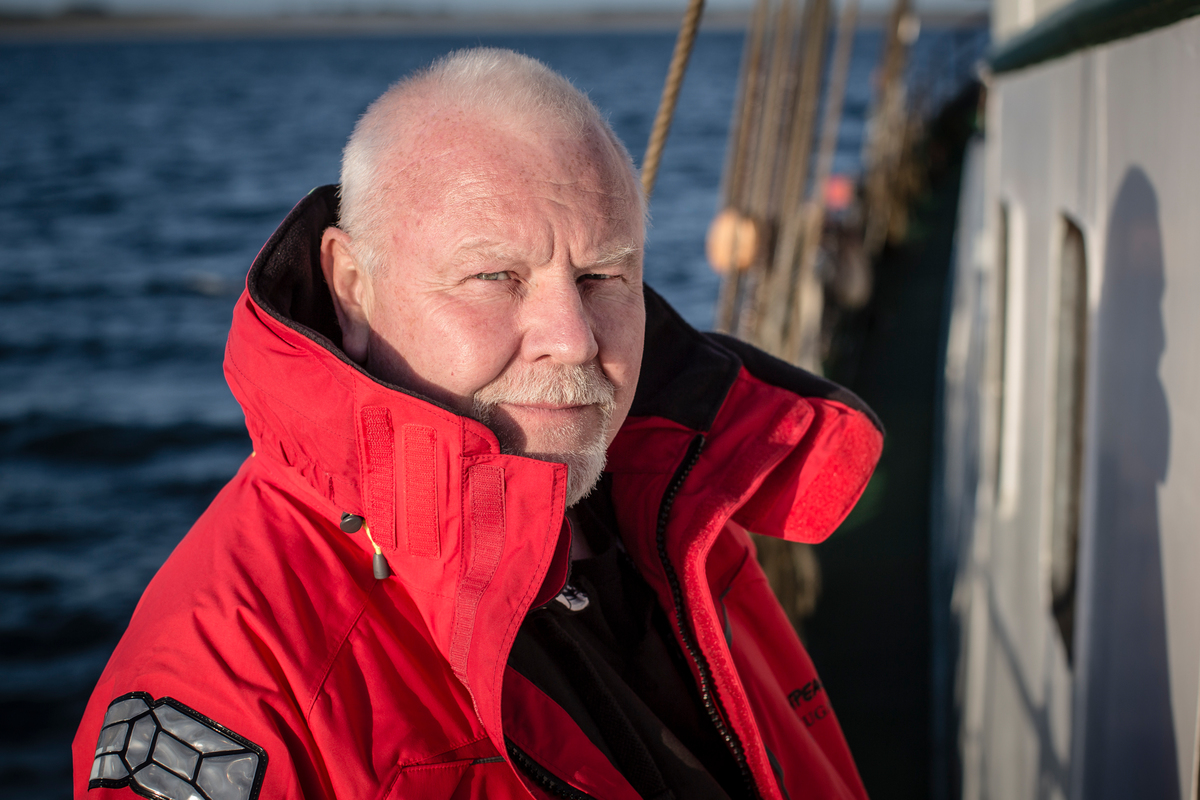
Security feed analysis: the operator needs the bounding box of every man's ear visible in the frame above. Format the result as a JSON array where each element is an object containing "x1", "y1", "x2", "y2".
[{"x1": 320, "y1": 227, "x2": 373, "y2": 364}]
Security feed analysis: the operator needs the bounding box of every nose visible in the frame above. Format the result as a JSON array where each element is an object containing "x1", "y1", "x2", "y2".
[{"x1": 520, "y1": 273, "x2": 599, "y2": 366}]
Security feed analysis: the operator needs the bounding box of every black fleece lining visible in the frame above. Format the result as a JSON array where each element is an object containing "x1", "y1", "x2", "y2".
[
  {"x1": 248, "y1": 185, "x2": 345, "y2": 351},
  {"x1": 629, "y1": 287, "x2": 741, "y2": 433},
  {"x1": 245, "y1": 185, "x2": 880, "y2": 437}
]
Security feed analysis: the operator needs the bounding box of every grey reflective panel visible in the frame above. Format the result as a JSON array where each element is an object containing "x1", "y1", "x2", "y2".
[
  {"x1": 89, "y1": 694, "x2": 266, "y2": 800},
  {"x1": 135, "y1": 763, "x2": 206, "y2": 800},
  {"x1": 155, "y1": 705, "x2": 240, "y2": 753},
  {"x1": 152, "y1": 732, "x2": 200, "y2": 780},
  {"x1": 196, "y1": 753, "x2": 260, "y2": 800},
  {"x1": 103, "y1": 697, "x2": 150, "y2": 726},
  {"x1": 95, "y1": 722, "x2": 128, "y2": 755},
  {"x1": 95, "y1": 754, "x2": 129, "y2": 781},
  {"x1": 126, "y1": 715, "x2": 156, "y2": 769}
]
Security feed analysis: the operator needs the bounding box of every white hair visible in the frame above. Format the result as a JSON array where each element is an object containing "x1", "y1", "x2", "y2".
[{"x1": 338, "y1": 47, "x2": 645, "y2": 276}]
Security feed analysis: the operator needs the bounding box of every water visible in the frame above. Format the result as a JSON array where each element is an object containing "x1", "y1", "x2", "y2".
[{"x1": 0, "y1": 24, "x2": 984, "y2": 798}]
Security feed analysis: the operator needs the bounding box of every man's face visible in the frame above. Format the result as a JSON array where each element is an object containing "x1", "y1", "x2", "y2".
[{"x1": 331, "y1": 114, "x2": 645, "y2": 504}]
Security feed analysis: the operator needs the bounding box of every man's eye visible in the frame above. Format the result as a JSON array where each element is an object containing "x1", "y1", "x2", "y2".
[
  {"x1": 473, "y1": 272, "x2": 510, "y2": 281},
  {"x1": 580, "y1": 273, "x2": 613, "y2": 282}
]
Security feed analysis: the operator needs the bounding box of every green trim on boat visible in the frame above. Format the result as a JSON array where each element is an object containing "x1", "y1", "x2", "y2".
[{"x1": 990, "y1": 0, "x2": 1200, "y2": 73}]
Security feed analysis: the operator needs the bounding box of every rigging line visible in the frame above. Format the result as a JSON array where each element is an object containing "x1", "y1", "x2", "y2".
[
  {"x1": 640, "y1": 0, "x2": 707, "y2": 201},
  {"x1": 787, "y1": 0, "x2": 860, "y2": 368}
]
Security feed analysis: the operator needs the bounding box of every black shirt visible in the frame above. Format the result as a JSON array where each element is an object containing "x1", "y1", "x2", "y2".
[{"x1": 507, "y1": 475, "x2": 748, "y2": 799}]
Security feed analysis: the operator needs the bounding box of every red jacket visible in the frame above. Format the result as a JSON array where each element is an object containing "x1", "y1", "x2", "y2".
[{"x1": 74, "y1": 186, "x2": 882, "y2": 800}]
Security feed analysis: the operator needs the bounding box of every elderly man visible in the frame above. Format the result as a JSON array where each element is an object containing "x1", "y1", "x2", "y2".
[{"x1": 75, "y1": 49, "x2": 882, "y2": 800}]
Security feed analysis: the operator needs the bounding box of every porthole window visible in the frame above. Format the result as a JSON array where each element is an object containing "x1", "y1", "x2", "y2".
[{"x1": 1049, "y1": 218, "x2": 1088, "y2": 664}]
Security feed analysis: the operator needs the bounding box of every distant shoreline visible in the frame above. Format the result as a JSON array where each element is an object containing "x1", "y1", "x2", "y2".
[{"x1": 0, "y1": 9, "x2": 988, "y2": 42}]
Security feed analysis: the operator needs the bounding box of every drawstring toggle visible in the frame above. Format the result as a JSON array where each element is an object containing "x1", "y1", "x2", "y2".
[{"x1": 337, "y1": 513, "x2": 391, "y2": 580}]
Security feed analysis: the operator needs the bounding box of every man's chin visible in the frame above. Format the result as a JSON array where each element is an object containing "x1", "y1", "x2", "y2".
[
  {"x1": 517, "y1": 447, "x2": 607, "y2": 508},
  {"x1": 487, "y1": 422, "x2": 607, "y2": 507},
  {"x1": 471, "y1": 397, "x2": 613, "y2": 507}
]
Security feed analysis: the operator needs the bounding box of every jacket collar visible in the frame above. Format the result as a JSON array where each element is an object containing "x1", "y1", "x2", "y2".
[{"x1": 226, "y1": 187, "x2": 578, "y2": 755}]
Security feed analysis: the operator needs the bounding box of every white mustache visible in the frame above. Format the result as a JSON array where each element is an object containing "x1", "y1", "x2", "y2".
[{"x1": 472, "y1": 363, "x2": 616, "y2": 412}]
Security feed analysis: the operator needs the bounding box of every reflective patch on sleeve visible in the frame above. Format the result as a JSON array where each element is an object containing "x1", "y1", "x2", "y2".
[{"x1": 88, "y1": 692, "x2": 267, "y2": 800}]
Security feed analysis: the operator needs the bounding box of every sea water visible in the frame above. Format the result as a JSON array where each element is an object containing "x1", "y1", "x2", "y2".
[{"x1": 0, "y1": 25, "x2": 984, "y2": 797}]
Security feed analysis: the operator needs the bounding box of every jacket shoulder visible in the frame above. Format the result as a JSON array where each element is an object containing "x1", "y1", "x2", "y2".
[
  {"x1": 75, "y1": 457, "x2": 493, "y2": 798},
  {"x1": 632, "y1": 286, "x2": 881, "y2": 435},
  {"x1": 74, "y1": 459, "x2": 373, "y2": 798}
]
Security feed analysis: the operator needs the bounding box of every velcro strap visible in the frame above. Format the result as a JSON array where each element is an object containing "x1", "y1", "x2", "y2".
[
  {"x1": 450, "y1": 465, "x2": 506, "y2": 681},
  {"x1": 360, "y1": 406, "x2": 396, "y2": 551},
  {"x1": 402, "y1": 425, "x2": 440, "y2": 558}
]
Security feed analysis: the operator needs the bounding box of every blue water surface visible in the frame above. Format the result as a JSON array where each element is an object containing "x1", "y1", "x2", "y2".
[{"x1": 0, "y1": 24, "x2": 983, "y2": 798}]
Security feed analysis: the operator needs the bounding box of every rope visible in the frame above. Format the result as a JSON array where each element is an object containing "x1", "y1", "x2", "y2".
[{"x1": 640, "y1": 0, "x2": 707, "y2": 201}]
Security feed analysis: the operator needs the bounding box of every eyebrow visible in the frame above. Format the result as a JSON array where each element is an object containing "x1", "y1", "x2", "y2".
[
  {"x1": 585, "y1": 243, "x2": 641, "y2": 268},
  {"x1": 454, "y1": 240, "x2": 640, "y2": 269}
]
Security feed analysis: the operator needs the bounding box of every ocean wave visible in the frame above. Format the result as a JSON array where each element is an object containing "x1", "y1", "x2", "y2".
[
  {"x1": 0, "y1": 273, "x2": 244, "y2": 303},
  {"x1": 0, "y1": 336, "x2": 225, "y2": 365},
  {"x1": 0, "y1": 413, "x2": 248, "y2": 464}
]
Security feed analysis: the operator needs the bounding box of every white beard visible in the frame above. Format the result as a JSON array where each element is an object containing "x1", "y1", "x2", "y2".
[{"x1": 471, "y1": 362, "x2": 616, "y2": 507}]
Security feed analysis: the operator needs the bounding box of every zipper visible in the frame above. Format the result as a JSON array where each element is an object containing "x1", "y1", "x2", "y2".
[
  {"x1": 506, "y1": 737, "x2": 597, "y2": 800},
  {"x1": 656, "y1": 434, "x2": 760, "y2": 799}
]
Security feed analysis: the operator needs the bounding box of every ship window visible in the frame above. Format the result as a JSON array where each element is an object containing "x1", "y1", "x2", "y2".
[
  {"x1": 1049, "y1": 217, "x2": 1088, "y2": 665},
  {"x1": 993, "y1": 201, "x2": 1026, "y2": 514},
  {"x1": 992, "y1": 203, "x2": 1010, "y2": 501}
]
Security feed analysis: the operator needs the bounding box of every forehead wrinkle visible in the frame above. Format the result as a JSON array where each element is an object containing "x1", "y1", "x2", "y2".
[
  {"x1": 397, "y1": 118, "x2": 636, "y2": 210},
  {"x1": 451, "y1": 233, "x2": 638, "y2": 273},
  {"x1": 445, "y1": 179, "x2": 640, "y2": 269},
  {"x1": 380, "y1": 117, "x2": 641, "y2": 263},
  {"x1": 453, "y1": 238, "x2": 528, "y2": 265}
]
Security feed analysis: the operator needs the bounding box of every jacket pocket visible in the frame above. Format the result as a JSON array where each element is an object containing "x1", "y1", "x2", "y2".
[{"x1": 385, "y1": 756, "x2": 516, "y2": 800}]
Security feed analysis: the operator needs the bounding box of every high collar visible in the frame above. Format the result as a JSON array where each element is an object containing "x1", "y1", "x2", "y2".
[{"x1": 225, "y1": 187, "x2": 579, "y2": 756}]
